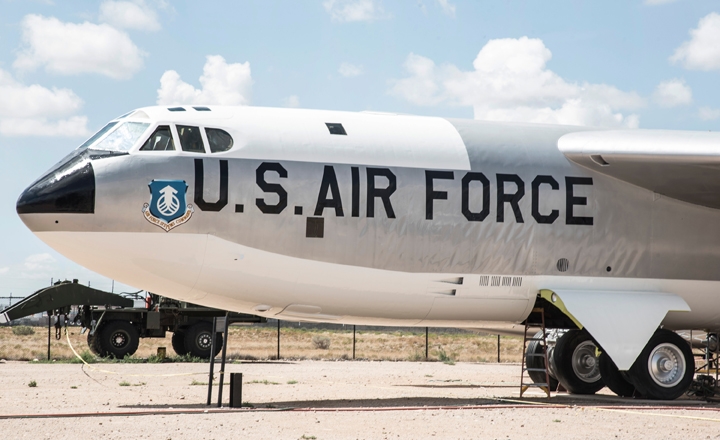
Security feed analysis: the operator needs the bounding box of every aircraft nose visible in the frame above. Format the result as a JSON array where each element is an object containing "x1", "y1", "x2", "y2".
[{"x1": 16, "y1": 152, "x2": 95, "y2": 215}]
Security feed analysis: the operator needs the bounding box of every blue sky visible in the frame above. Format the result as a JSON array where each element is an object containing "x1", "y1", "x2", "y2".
[{"x1": 0, "y1": 0, "x2": 719, "y2": 297}]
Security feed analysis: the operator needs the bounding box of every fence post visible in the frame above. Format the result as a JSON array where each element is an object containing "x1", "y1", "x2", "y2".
[
  {"x1": 277, "y1": 319, "x2": 281, "y2": 360},
  {"x1": 425, "y1": 327, "x2": 429, "y2": 360}
]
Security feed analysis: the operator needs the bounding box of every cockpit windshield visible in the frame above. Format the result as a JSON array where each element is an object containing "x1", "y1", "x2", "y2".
[
  {"x1": 85, "y1": 122, "x2": 151, "y2": 152},
  {"x1": 77, "y1": 122, "x2": 118, "y2": 150}
]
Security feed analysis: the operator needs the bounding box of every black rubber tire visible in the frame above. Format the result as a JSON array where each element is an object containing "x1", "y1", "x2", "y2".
[
  {"x1": 525, "y1": 333, "x2": 559, "y2": 391},
  {"x1": 553, "y1": 330, "x2": 605, "y2": 394},
  {"x1": 98, "y1": 320, "x2": 140, "y2": 359},
  {"x1": 86, "y1": 331, "x2": 102, "y2": 355},
  {"x1": 598, "y1": 351, "x2": 636, "y2": 397},
  {"x1": 172, "y1": 331, "x2": 188, "y2": 356},
  {"x1": 628, "y1": 329, "x2": 694, "y2": 400},
  {"x1": 184, "y1": 322, "x2": 222, "y2": 359}
]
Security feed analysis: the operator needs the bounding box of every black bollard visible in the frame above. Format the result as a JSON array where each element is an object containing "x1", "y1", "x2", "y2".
[{"x1": 229, "y1": 373, "x2": 243, "y2": 408}]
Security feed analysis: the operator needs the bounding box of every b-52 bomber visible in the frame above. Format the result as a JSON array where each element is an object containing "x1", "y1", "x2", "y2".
[{"x1": 15, "y1": 105, "x2": 720, "y2": 400}]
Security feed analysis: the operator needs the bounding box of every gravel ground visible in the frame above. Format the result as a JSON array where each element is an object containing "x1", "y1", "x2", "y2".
[{"x1": 1, "y1": 359, "x2": 719, "y2": 439}]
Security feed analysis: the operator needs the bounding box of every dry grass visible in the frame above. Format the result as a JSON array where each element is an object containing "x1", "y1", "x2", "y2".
[{"x1": 0, "y1": 325, "x2": 523, "y2": 363}]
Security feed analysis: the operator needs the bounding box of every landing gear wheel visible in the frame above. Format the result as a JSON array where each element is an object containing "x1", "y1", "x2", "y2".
[
  {"x1": 184, "y1": 322, "x2": 222, "y2": 359},
  {"x1": 598, "y1": 351, "x2": 636, "y2": 397},
  {"x1": 628, "y1": 329, "x2": 694, "y2": 400},
  {"x1": 553, "y1": 329, "x2": 604, "y2": 394},
  {"x1": 172, "y1": 331, "x2": 188, "y2": 356},
  {"x1": 525, "y1": 331, "x2": 559, "y2": 391},
  {"x1": 99, "y1": 321, "x2": 139, "y2": 359},
  {"x1": 87, "y1": 331, "x2": 102, "y2": 355}
]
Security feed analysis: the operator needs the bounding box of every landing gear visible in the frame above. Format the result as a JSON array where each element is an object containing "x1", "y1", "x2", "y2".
[
  {"x1": 525, "y1": 331, "x2": 559, "y2": 391},
  {"x1": 172, "y1": 330, "x2": 188, "y2": 356},
  {"x1": 184, "y1": 322, "x2": 222, "y2": 359},
  {"x1": 598, "y1": 351, "x2": 636, "y2": 397},
  {"x1": 97, "y1": 320, "x2": 140, "y2": 358},
  {"x1": 627, "y1": 329, "x2": 694, "y2": 400},
  {"x1": 553, "y1": 329, "x2": 604, "y2": 394}
]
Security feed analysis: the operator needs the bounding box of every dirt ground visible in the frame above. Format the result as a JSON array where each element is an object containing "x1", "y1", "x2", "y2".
[{"x1": 1, "y1": 359, "x2": 719, "y2": 440}]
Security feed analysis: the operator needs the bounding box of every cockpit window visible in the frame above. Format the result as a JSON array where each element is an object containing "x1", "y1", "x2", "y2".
[
  {"x1": 205, "y1": 128, "x2": 233, "y2": 153},
  {"x1": 177, "y1": 125, "x2": 205, "y2": 153},
  {"x1": 139, "y1": 126, "x2": 175, "y2": 151},
  {"x1": 91, "y1": 122, "x2": 151, "y2": 152},
  {"x1": 77, "y1": 122, "x2": 118, "y2": 150}
]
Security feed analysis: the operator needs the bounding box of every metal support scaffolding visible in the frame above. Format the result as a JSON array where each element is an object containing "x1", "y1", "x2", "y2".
[
  {"x1": 217, "y1": 313, "x2": 230, "y2": 408},
  {"x1": 520, "y1": 307, "x2": 552, "y2": 398},
  {"x1": 277, "y1": 319, "x2": 281, "y2": 360},
  {"x1": 206, "y1": 317, "x2": 218, "y2": 406},
  {"x1": 352, "y1": 325, "x2": 356, "y2": 360},
  {"x1": 47, "y1": 312, "x2": 51, "y2": 361}
]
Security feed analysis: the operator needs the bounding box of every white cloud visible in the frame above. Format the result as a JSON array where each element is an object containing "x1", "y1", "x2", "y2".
[
  {"x1": 157, "y1": 55, "x2": 253, "y2": 106},
  {"x1": 338, "y1": 62, "x2": 363, "y2": 77},
  {"x1": 13, "y1": 14, "x2": 145, "y2": 80},
  {"x1": 652, "y1": 79, "x2": 692, "y2": 107},
  {"x1": 644, "y1": 0, "x2": 680, "y2": 4},
  {"x1": 0, "y1": 69, "x2": 89, "y2": 137},
  {"x1": 0, "y1": 267, "x2": 8, "y2": 275},
  {"x1": 99, "y1": 0, "x2": 161, "y2": 31},
  {"x1": 436, "y1": 0, "x2": 455, "y2": 17},
  {"x1": 282, "y1": 95, "x2": 301, "y2": 108},
  {"x1": 698, "y1": 106, "x2": 720, "y2": 121},
  {"x1": 670, "y1": 12, "x2": 720, "y2": 71},
  {"x1": 23, "y1": 253, "x2": 56, "y2": 272},
  {"x1": 324, "y1": 0, "x2": 390, "y2": 22},
  {"x1": 390, "y1": 37, "x2": 644, "y2": 128}
]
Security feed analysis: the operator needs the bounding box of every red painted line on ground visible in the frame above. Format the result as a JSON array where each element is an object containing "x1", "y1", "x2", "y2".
[{"x1": 1, "y1": 403, "x2": 719, "y2": 419}]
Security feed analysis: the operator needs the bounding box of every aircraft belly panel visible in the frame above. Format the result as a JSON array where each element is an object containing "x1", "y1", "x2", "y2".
[{"x1": 34, "y1": 231, "x2": 209, "y2": 301}]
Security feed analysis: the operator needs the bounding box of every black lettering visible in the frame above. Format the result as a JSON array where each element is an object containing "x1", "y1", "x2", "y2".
[
  {"x1": 425, "y1": 170, "x2": 454, "y2": 220},
  {"x1": 496, "y1": 174, "x2": 525, "y2": 223},
  {"x1": 366, "y1": 168, "x2": 396, "y2": 218},
  {"x1": 531, "y1": 175, "x2": 559, "y2": 224},
  {"x1": 314, "y1": 166, "x2": 344, "y2": 216},
  {"x1": 255, "y1": 162, "x2": 288, "y2": 214},
  {"x1": 194, "y1": 159, "x2": 228, "y2": 212},
  {"x1": 565, "y1": 176, "x2": 593, "y2": 225},
  {"x1": 461, "y1": 172, "x2": 490, "y2": 222},
  {"x1": 351, "y1": 166, "x2": 360, "y2": 217}
]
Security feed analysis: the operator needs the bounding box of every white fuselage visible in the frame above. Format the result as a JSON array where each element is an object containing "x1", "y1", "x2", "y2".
[{"x1": 16, "y1": 106, "x2": 720, "y2": 333}]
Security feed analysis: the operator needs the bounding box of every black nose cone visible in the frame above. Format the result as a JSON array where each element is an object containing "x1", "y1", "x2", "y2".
[{"x1": 17, "y1": 152, "x2": 95, "y2": 214}]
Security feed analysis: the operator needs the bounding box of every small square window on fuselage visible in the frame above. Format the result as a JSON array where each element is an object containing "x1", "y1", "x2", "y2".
[{"x1": 325, "y1": 123, "x2": 347, "y2": 135}]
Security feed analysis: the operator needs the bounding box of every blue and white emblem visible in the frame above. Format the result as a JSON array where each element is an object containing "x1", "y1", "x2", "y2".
[{"x1": 142, "y1": 180, "x2": 194, "y2": 231}]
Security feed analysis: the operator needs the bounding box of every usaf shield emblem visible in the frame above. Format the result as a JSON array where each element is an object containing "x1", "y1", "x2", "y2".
[{"x1": 142, "y1": 180, "x2": 194, "y2": 232}]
